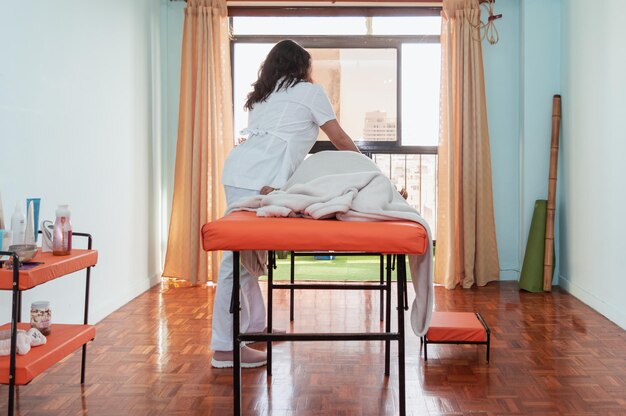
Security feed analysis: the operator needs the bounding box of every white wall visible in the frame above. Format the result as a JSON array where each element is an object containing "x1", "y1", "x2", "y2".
[
  {"x1": 160, "y1": 0, "x2": 185, "y2": 252},
  {"x1": 559, "y1": 0, "x2": 626, "y2": 329},
  {"x1": 0, "y1": 0, "x2": 162, "y2": 324}
]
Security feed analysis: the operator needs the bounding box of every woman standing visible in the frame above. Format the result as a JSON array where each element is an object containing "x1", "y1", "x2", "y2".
[{"x1": 211, "y1": 40, "x2": 360, "y2": 368}]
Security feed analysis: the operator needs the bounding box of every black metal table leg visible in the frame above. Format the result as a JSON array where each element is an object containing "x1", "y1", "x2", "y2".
[
  {"x1": 8, "y1": 253, "x2": 20, "y2": 416},
  {"x1": 17, "y1": 292, "x2": 22, "y2": 323},
  {"x1": 267, "y1": 251, "x2": 273, "y2": 377},
  {"x1": 289, "y1": 251, "x2": 295, "y2": 322},
  {"x1": 397, "y1": 255, "x2": 407, "y2": 416},
  {"x1": 81, "y1": 264, "x2": 92, "y2": 384},
  {"x1": 476, "y1": 312, "x2": 491, "y2": 364},
  {"x1": 74, "y1": 232, "x2": 93, "y2": 384},
  {"x1": 384, "y1": 254, "x2": 392, "y2": 376},
  {"x1": 232, "y1": 251, "x2": 241, "y2": 416},
  {"x1": 402, "y1": 256, "x2": 409, "y2": 311},
  {"x1": 76, "y1": 233, "x2": 93, "y2": 384},
  {"x1": 379, "y1": 255, "x2": 384, "y2": 322}
]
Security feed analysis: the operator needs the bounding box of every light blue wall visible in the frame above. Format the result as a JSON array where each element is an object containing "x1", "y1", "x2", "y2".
[
  {"x1": 482, "y1": 0, "x2": 561, "y2": 282},
  {"x1": 519, "y1": 0, "x2": 561, "y2": 282},
  {"x1": 559, "y1": 0, "x2": 626, "y2": 329},
  {"x1": 482, "y1": 0, "x2": 521, "y2": 280},
  {"x1": 488, "y1": 0, "x2": 625, "y2": 329}
]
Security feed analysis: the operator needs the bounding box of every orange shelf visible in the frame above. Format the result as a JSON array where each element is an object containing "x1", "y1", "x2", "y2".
[
  {"x1": 0, "y1": 249, "x2": 98, "y2": 290},
  {"x1": 0, "y1": 323, "x2": 96, "y2": 385}
]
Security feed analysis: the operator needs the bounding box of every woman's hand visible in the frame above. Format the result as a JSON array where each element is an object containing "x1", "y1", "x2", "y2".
[{"x1": 260, "y1": 186, "x2": 276, "y2": 195}]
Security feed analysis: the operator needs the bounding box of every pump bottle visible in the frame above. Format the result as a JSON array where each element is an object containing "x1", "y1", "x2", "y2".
[{"x1": 10, "y1": 203, "x2": 25, "y2": 246}]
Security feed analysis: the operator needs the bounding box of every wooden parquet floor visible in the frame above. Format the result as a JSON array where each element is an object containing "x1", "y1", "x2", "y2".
[{"x1": 1, "y1": 281, "x2": 625, "y2": 415}]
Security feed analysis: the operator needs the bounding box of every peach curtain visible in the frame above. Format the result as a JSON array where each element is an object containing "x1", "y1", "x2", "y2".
[
  {"x1": 163, "y1": 0, "x2": 233, "y2": 285},
  {"x1": 435, "y1": 0, "x2": 500, "y2": 289}
]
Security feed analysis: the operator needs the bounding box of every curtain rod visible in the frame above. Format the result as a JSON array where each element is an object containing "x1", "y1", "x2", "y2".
[
  {"x1": 170, "y1": 0, "x2": 494, "y2": 3},
  {"x1": 168, "y1": 0, "x2": 447, "y2": 3}
]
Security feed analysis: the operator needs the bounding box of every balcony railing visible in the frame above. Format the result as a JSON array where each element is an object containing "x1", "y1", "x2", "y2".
[{"x1": 372, "y1": 153, "x2": 437, "y2": 239}]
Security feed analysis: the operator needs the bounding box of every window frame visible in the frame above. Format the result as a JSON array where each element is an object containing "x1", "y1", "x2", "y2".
[
  {"x1": 229, "y1": 12, "x2": 440, "y2": 156},
  {"x1": 228, "y1": 6, "x2": 442, "y2": 18}
]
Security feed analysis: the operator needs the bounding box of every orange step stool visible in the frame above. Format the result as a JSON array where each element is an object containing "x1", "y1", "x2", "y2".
[{"x1": 421, "y1": 312, "x2": 491, "y2": 363}]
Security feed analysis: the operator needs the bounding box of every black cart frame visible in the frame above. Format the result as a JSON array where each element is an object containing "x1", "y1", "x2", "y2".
[{"x1": 1, "y1": 232, "x2": 93, "y2": 416}]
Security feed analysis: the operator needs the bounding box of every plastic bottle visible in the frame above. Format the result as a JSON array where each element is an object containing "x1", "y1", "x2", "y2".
[
  {"x1": 52, "y1": 204, "x2": 72, "y2": 256},
  {"x1": 10, "y1": 203, "x2": 25, "y2": 246}
]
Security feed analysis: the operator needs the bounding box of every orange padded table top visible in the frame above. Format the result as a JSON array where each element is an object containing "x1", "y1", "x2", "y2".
[
  {"x1": 0, "y1": 323, "x2": 96, "y2": 385},
  {"x1": 426, "y1": 312, "x2": 487, "y2": 343},
  {"x1": 0, "y1": 249, "x2": 98, "y2": 291},
  {"x1": 202, "y1": 211, "x2": 428, "y2": 255}
]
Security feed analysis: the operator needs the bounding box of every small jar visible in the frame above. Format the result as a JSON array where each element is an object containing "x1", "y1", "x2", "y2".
[{"x1": 30, "y1": 301, "x2": 51, "y2": 336}]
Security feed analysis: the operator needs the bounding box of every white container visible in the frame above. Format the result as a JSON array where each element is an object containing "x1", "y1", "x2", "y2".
[
  {"x1": 10, "y1": 203, "x2": 25, "y2": 246},
  {"x1": 24, "y1": 200, "x2": 35, "y2": 245}
]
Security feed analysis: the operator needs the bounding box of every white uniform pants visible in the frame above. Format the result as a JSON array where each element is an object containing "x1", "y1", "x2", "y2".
[{"x1": 210, "y1": 186, "x2": 266, "y2": 351}]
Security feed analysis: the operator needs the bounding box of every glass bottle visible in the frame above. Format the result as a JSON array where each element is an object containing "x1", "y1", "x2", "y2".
[{"x1": 52, "y1": 204, "x2": 72, "y2": 256}]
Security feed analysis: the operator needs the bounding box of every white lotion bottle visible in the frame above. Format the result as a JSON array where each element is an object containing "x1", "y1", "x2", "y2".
[
  {"x1": 24, "y1": 200, "x2": 35, "y2": 245},
  {"x1": 11, "y1": 203, "x2": 26, "y2": 245}
]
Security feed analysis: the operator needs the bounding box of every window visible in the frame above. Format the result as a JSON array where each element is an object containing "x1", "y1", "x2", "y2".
[
  {"x1": 233, "y1": 44, "x2": 398, "y2": 143},
  {"x1": 230, "y1": 12, "x2": 440, "y2": 236}
]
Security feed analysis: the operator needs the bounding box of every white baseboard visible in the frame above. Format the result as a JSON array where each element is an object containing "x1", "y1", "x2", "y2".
[
  {"x1": 149, "y1": 272, "x2": 162, "y2": 287},
  {"x1": 559, "y1": 274, "x2": 626, "y2": 330},
  {"x1": 91, "y1": 272, "x2": 161, "y2": 324}
]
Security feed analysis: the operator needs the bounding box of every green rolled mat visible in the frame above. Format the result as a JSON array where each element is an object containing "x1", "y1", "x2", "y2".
[{"x1": 519, "y1": 200, "x2": 554, "y2": 292}]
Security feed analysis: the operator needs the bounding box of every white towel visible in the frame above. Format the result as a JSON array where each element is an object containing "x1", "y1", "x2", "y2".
[{"x1": 230, "y1": 151, "x2": 434, "y2": 336}]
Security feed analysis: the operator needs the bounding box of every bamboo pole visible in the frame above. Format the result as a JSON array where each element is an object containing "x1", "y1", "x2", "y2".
[{"x1": 543, "y1": 95, "x2": 561, "y2": 291}]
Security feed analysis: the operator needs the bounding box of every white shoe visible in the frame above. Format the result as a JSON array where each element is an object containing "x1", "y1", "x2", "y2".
[{"x1": 211, "y1": 345, "x2": 267, "y2": 368}]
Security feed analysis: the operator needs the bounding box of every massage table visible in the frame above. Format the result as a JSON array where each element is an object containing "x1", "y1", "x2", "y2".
[{"x1": 202, "y1": 211, "x2": 429, "y2": 416}]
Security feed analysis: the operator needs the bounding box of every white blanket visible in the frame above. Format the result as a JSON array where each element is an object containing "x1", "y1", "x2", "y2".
[{"x1": 230, "y1": 151, "x2": 433, "y2": 336}]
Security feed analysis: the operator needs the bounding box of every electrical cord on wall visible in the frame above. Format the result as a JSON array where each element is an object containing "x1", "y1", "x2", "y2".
[{"x1": 465, "y1": 0, "x2": 503, "y2": 45}]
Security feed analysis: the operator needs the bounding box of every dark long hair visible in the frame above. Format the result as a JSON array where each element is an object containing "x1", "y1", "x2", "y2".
[{"x1": 244, "y1": 40, "x2": 311, "y2": 110}]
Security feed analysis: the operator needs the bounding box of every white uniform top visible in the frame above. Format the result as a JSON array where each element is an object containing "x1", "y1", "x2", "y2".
[{"x1": 222, "y1": 81, "x2": 336, "y2": 191}]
